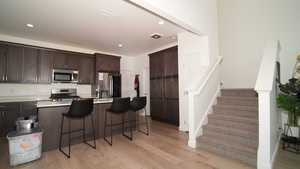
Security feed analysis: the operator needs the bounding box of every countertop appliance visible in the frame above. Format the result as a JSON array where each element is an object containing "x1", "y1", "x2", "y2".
[
  {"x1": 52, "y1": 69, "x2": 79, "y2": 83},
  {"x1": 96, "y1": 72, "x2": 121, "y2": 98},
  {"x1": 50, "y1": 88, "x2": 80, "y2": 101}
]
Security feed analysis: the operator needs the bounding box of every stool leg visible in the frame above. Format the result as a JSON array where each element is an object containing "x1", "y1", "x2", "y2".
[
  {"x1": 122, "y1": 112, "x2": 133, "y2": 141},
  {"x1": 59, "y1": 116, "x2": 64, "y2": 152},
  {"x1": 137, "y1": 108, "x2": 149, "y2": 135},
  {"x1": 83, "y1": 114, "x2": 97, "y2": 149},
  {"x1": 104, "y1": 110, "x2": 112, "y2": 146}
]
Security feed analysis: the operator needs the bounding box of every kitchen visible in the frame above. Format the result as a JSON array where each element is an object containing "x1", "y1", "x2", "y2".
[{"x1": 0, "y1": 0, "x2": 182, "y2": 168}]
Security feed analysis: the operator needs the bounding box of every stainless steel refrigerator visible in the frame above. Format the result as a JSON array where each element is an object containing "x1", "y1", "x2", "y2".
[{"x1": 96, "y1": 72, "x2": 121, "y2": 98}]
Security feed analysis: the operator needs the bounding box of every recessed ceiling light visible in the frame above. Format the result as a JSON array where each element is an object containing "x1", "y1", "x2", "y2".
[
  {"x1": 158, "y1": 20, "x2": 164, "y2": 25},
  {"x1": 118, "y1": 44, "x2": 123, "y2": 48},
  {"x1": 26, "y1": 24, "x2": 34, "y2": 28}
]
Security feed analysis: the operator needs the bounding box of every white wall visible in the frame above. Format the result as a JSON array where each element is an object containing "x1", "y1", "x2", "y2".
[
  {"x1": 120, "y1": 54, "x2": 150, "y2": 115},
  {"x1": 219, "y1": 0, "x2": 300, "y2": 88}
]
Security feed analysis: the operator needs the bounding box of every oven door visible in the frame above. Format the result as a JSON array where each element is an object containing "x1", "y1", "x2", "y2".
[{"x1": 53, "y1": 72, "x2": 73, "y2": 83}]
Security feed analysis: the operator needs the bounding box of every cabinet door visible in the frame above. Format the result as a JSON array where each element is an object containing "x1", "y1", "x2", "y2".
[
  {"x1": 164, "y1": 99, "x2": 179, "y2": 126},
  {"x1": 0, "y1": 44, "x2": 7, "y2": 82},
  {"x1": 150, "y1": 99, "x2": 165, "y2": 120},
  {"x1": 23, "y1": 47, "x2": 38, "y2": 83},
  {"x1": 38, "y1": 50, "x2": 53, "y2": 84},
  {"x1": 164, "y1": 46, "x2": 178, "y2": 76},
  {"x1": 95, "y1": 54, "x2": 120, "y2": 72},
  {"x1": 149, "y1": 52, "x2": 164, "y2": 78},
  {"x1": 20, "y1": 101, "x2": 37, "y2": 117},
  {"x1": 66, "y1": 54, "x2": 80, "y2": 70},
  {"x1": 150, "y1": 79, "x2": 163, "y2": 99},
  {"x1": 79, "y1": 55, "x2": 95, "y2": 84},
  {"x1": 53, "y1": 52, "x2": 67, "y2": 69},
  {"x1": 6, "y1": 45, "x2": 23, "y2": 82},
  {"x1": 1, "y1": 103, "x2": 20, "y2": 134}
]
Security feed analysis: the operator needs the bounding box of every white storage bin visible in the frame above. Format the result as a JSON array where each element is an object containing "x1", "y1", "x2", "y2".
[{"x1": 7, "y1": 128, "x2": 43, "y2": 166}]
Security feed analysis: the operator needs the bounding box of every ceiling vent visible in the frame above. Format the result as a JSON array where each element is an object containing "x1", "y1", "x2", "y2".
[{"x1": 151, "y1": 33, "x2": 163, "y2": 39}]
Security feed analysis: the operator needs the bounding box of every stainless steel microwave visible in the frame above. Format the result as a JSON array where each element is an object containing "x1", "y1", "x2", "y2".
[{"x1": 52, "y1": 69, "x2": 79, "y2": 83}]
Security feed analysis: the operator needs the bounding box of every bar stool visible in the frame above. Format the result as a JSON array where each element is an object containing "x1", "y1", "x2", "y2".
[
  {"x1": 59, "y1": 98, "x2": 96, "y2": 158},
  {"x1": 130, "y1": 97, "x2": 149, "y2": 135},
  {"x1": 104, "y1": 97, "x2": 132, "y2": 146}
]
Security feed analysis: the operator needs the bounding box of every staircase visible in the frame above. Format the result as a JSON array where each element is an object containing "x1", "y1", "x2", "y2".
[{"x1": 197, "y1": 89, "x2": 258, "y2": 167}]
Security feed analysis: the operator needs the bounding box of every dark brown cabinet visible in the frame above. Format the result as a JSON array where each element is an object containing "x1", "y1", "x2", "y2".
[
  {"x1": 149, "y1": 46, "x2": 179, "y2": 126},
  {"x1": 6, "y1": 45, "x2": 23, "y2": 82},
  {"x1": 53, "y1": 52, "x2": 80, "y2": 70},
  {"x1": 23, "y1": 47, "x2": 39, "y2": 83},
  {"x1": 0, "y1": 101, "x2": 37, "y2": 137},
  {"x1": 78, "y1": 55, "x2": 95, "y2": 84},
  {"x1": 38, "y1": 50, "x2": 53, "y2": 84},
  {"x1": 95, "y1": 53, "x2": 121, "y2": 72},
  {"x1": 0, "y1": 44, "x2": 7, "y2": 82}
]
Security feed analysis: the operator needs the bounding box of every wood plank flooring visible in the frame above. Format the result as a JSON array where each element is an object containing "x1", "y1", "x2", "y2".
[{"x1": 0, "y1": 120, "x2": 298, "y2": 169}]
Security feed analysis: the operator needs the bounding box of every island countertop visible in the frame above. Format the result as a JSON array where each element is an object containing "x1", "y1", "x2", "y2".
[{"x1": 37, "y1": 98, "x2": 113, "y2": 108}]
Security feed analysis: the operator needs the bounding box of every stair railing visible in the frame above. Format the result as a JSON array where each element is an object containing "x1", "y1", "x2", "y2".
[
  {"x1": 255, "y1": 40, "x2": 280, "y2": 169},
  {"x1": 186, "y1": 56, "x2": 223, "y2": 148}
]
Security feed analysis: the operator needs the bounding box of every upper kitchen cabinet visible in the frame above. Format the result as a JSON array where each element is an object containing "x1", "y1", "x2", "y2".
[
  {"x1": 38, "y1": 49, "x2": 53, "y2": 84},
  {"x1": 78, "y1": 54, "x2": 95, "y2": 84},
  {"x1": 163, "y1": 46, "x2": 178, "y2": 76},
  {"x1": 0, "y1": 44, "x2": 7, "y2": 82},
  {"x1": 149, "y1": 51, "x2": 164, "y2": 78},
  {"x1": 95, "y1": 53, "x2": 121, "y2": 73},
  {"x1": 53, "y1": 51, "x2": 80, "y2": 70},
  {"x1": 6, "y1": 44, "x2": 24, "y2": 83},
  {"x1": 23, "y1": 47, "x2": 39, "y2": 83}
]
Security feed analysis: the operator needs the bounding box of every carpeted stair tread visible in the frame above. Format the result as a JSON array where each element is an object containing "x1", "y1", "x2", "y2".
[
  {"x1": 208, "y1": 114, "x2": 258, "y2": 125},
  {"x1": 213, "y1": 104, "x2": 258, "y2": 112},
  {"x1": 221, "y1": 89, "x2": 258, "y2": 97},
  {"x1": 217, "y1": 96, "x2": 258, "y2": 106},
  {"x1": 207, "y1": 117, "x2": 258, "y2": 132},
  {"x1": 214, "y1": 108, "x2": 258, "y2": 118},
  {"x1": 203, "y1": 125, "x2": 258, "y2": 139}
]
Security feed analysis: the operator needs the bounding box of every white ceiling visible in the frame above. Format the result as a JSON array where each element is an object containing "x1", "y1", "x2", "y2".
[{"x1": 0, "y1": 0, "x2": 184, "y2": 56}]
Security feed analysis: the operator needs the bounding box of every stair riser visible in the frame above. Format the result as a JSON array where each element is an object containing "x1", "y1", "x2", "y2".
[
  {"x1": 203, "y1": 126, "x2": 258, "y2": 139},
  {"x1": 214, "y1": 109, "x2": 258, "y2": 118},
  {"x1": 208, "y1": 120, "x2": 258, "y2": 132},
  {"x1": 221, "y1": 89, "x2": 257, "y2": 97},
  {"x1": 217, "y1": 98, "x2": 258, "y2": 106},
  {"x1": 203, "y1": 133, "x2": 258, "y2": 149},
  {"x1": 198, "y1": 137, "x2": 257, "y2": 154},
  {"x1": 209, "y1": 114, "x2": 258, "y2": 125},
  {"x1": 199, "y1": 143, "x2": 257, "y2": 166},
  {"x1": 213, "y1": 105, "x2": 258, "y2": 112}
]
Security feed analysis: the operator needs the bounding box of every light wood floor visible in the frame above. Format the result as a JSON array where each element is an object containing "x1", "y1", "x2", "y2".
[{"x1": 0, "y1": 120, "x2": 298, "y2": 169}]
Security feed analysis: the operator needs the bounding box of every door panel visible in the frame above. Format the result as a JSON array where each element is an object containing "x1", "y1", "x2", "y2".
[
  {"x1": 38, "y1": 50, "x2": 53, "y2": 83},
  {"x1": 6, "y1": 45, "x2": 23, "y2": 82},
  {"x1": 164, "y1": 77, "x2": 179, "y2": 99},
  {"x1": 23, "y1": 47, "x2": 38, "y2": 83},
  {"x1": 164, "y1": 99, "x2": 179, "y2": 126},
  {"x1": 150, "y1": 99, "x2": 165, "y2": 120},
  {"x1": 164, "y1": 46, "x2": 178, "y2": 76},
  {"x1": 149, "y1": 52, "x2": 164, "y2": 78},
  {"x1": 0, "y1": 44, "x2": 7, "y2": 82},
  {"x1": 150, "y1": 79, "x2": 163, "y2": 98}
]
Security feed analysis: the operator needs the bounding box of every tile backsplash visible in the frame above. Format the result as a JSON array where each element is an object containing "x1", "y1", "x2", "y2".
[{"x1": 0, "y1": 83, "x2": 91, "y2": 97}]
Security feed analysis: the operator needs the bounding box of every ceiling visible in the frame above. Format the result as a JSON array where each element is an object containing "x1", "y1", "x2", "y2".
[{"x1": 0, "y1": 0, "x2": 184, "y2": 56}]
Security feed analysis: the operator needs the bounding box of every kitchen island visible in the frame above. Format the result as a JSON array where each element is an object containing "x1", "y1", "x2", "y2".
[{"x1": 37, "y1": 98, "x2": 135, "y2": 152}]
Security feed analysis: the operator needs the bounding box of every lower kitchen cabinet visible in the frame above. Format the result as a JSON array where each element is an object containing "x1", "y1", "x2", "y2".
[{"x1": 0, "y1": 101, "x2": 38, "y2": 138}]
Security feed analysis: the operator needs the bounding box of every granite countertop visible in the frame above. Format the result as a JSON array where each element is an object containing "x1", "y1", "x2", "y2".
[
  {"x1": 0, "y1": 95, "x2": 113, "y2": 107},
  {"x1": 37, "y1": 98, "x2": 113, "y2": 108}
]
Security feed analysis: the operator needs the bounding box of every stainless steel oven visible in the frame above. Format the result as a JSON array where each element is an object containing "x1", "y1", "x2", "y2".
[{"x1": 52, "y1": 69, "x2": 79, "y2": 83}]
